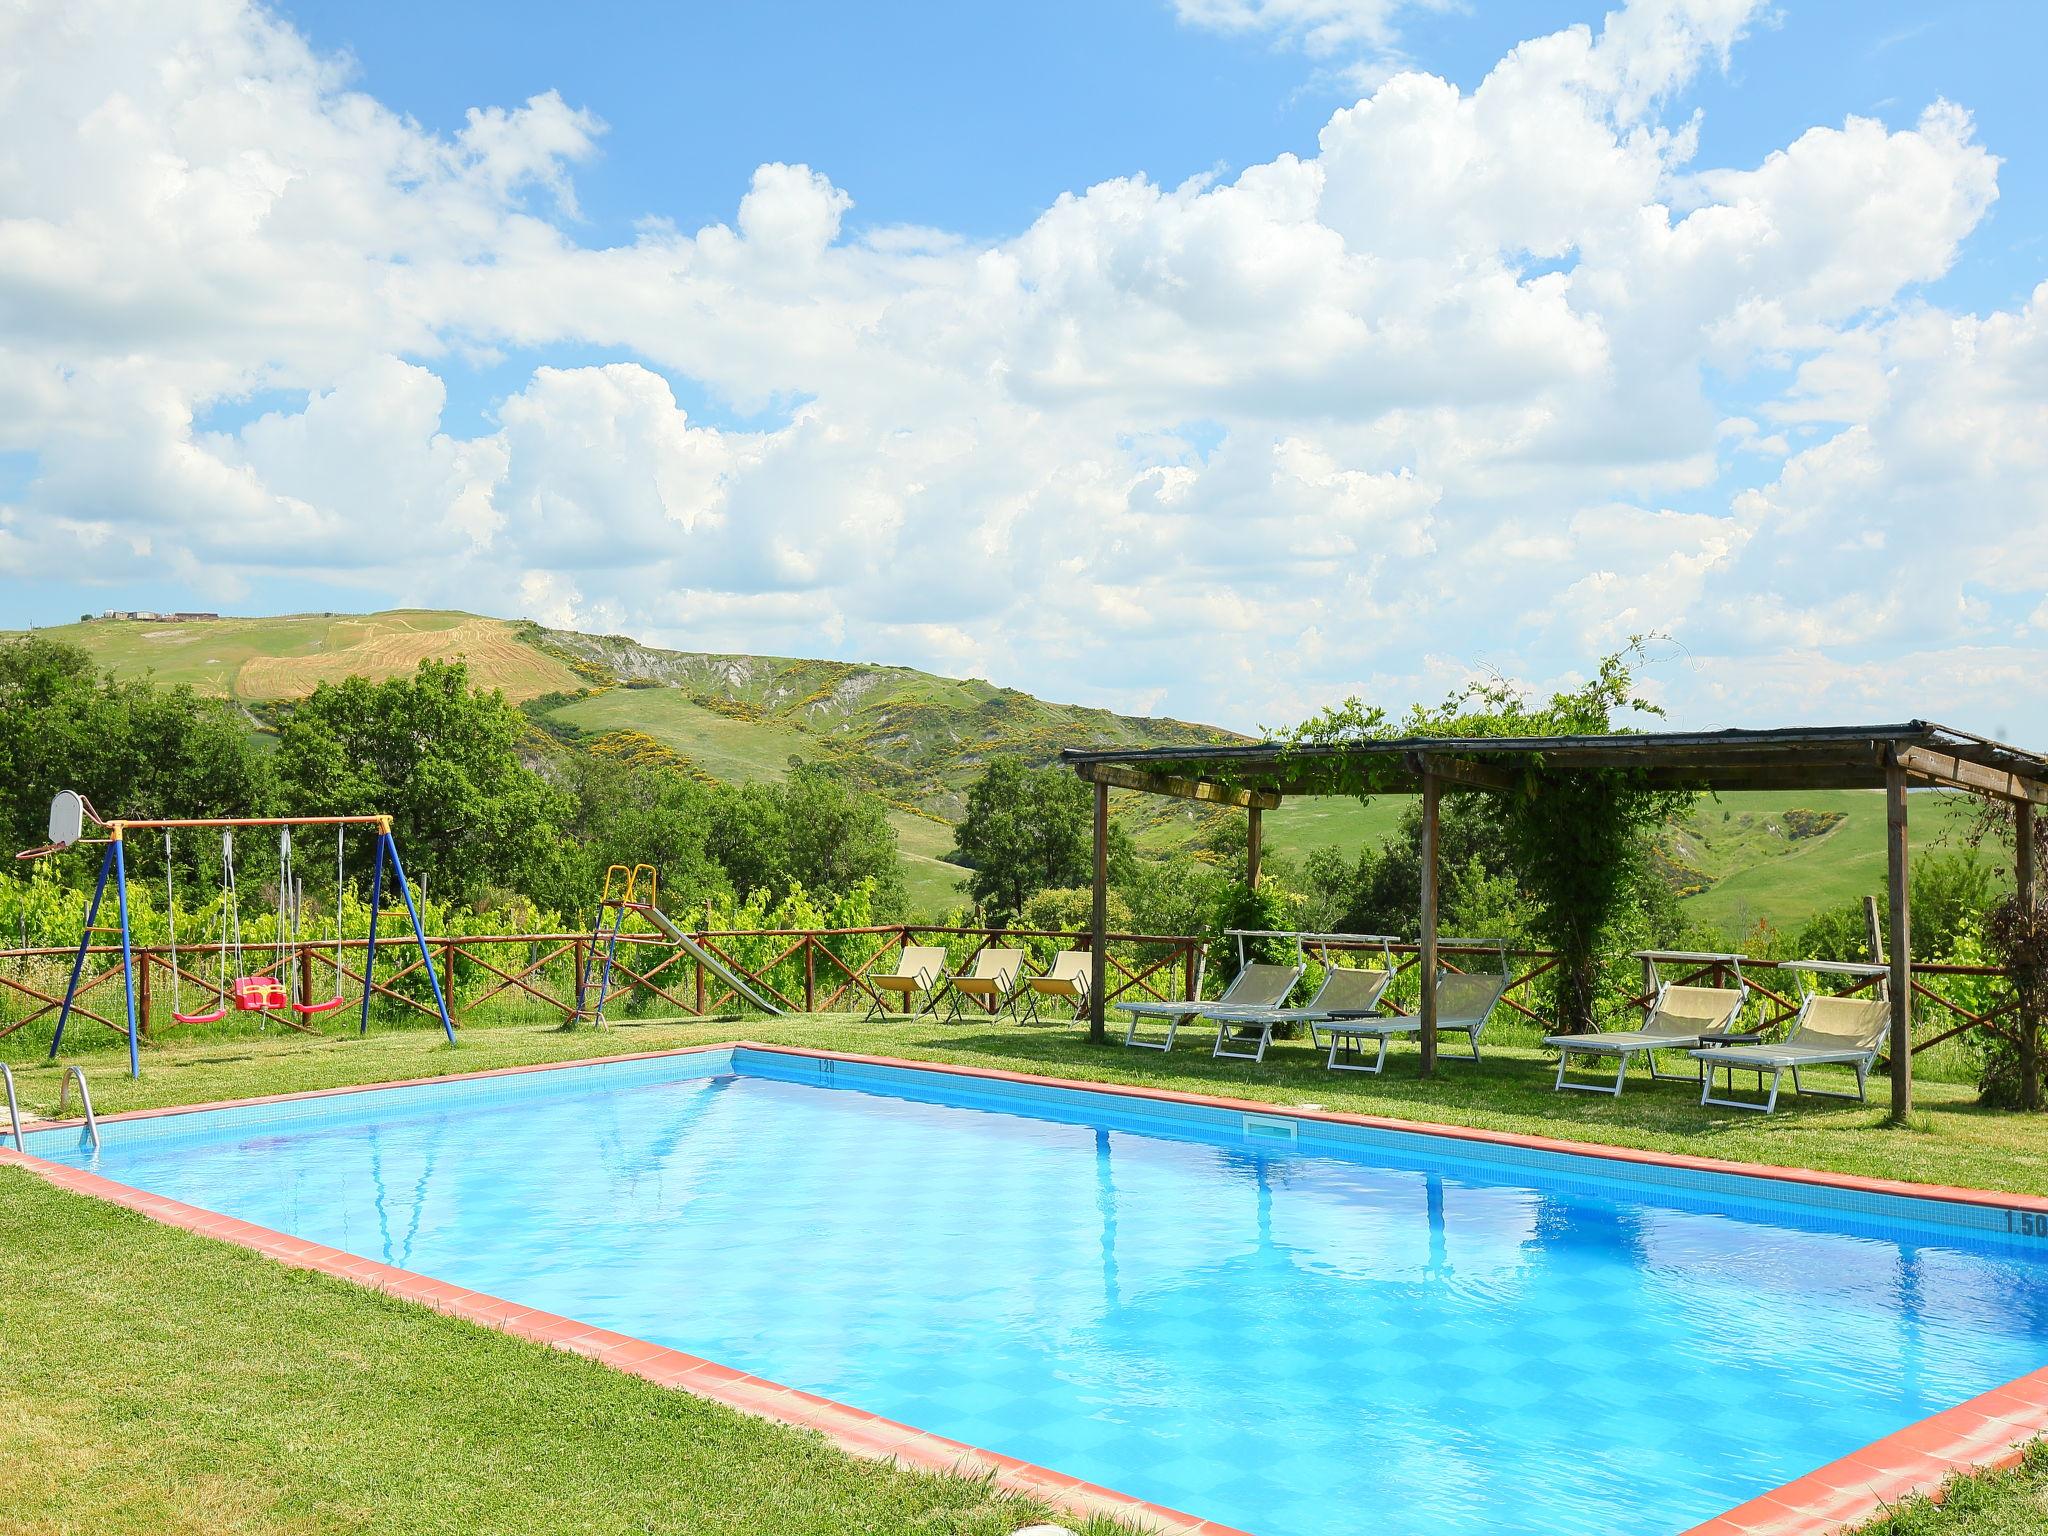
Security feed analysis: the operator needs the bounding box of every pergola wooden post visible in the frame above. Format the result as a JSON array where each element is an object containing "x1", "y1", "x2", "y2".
[
  {"x1": 1089, "y1": 778, "x2": 1109, "y2": 1045},
  {"x1": 1246, "y1": 805, "x2": 1263, "y2": 890},
  {"x1": 1417, "y1": 763, "x2": 1441, "y2": 1078},
  {"x1": 2020, "y1": 799, "x2": 2039, "y2": 1109},
  {"x1": 1885, "y1": 754, "x2": 1913, "y2": 1123},
  {"x1": 2020, "y1": 800, "x2": 2037, "y2": 906}
]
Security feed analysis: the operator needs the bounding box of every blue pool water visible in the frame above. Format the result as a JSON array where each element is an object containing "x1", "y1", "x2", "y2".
[{"x1": 29, "y1": 1048, "x2": 2048, "y2": 1536}]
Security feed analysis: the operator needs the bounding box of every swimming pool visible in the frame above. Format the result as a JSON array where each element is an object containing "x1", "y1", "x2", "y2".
[{"x1": 21, "y1": 1045, "x2": 2048, "y2": 1536}]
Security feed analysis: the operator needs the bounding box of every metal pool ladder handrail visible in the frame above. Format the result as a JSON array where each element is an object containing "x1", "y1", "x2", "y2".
[
  {"x1": 58, "y1": 1065, "x2": 99, "y2": 1148},
  {"x1": 1, "y1": 1062, "x2": 20, "y2": 1149}
]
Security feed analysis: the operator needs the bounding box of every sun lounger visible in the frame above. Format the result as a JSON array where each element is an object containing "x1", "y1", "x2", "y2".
[
  {"x1": 864, "y1": 944, "x2": 950, "y2": 1020},
  {"x1": 1207, "y1": 958, "x2": 1397, "y2": 1063},
  {"x1": 1690, "y1": 961, "x2": 1892, "y2": 1113},
  {"x1": 1324, "y1": 957, "x2": 1514, "y2": 1074},
  {"x1": 1119, "y1": 959, "x2": 1303, "y2": 1052},
  {"x1": 1548, "y1": 952, "x2": 1748, "y2": 1096},
  {"x1": 937, "y1": 947, "x2": 1026, "y2": 1022},
  {"x1": 1020, "y1": 949, "x2": 1092, "y2": 1022}
]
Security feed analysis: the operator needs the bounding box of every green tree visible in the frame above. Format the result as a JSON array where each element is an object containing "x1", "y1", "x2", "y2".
[
  {"x1": 272, "y1": 659, "x2": 571, "y2": 902},
  {"x1": 1288, "y1": 642, "x2": 1695, "y2": 1032},
  {"x1": 0, "y1": 635, "x2": 272, "y2": 864},
  {"x1": 1116, "y1": 851, "x2": 1232, "y2": 948},
  {"x1": 544, "y1": 754, "x2": 727, "y2": 918},
  {"x1": 1791, "y1": 851, "x2": 2005, "y2": 966},
  {"x1": 949, "y1": 756, "x2": 1131, "y2": 921},
  {"x1": 708, "y1": 762, "x2": 905, "y2": 914},
  {"x1": 1298, "y1": 799, "x2": 1516, "y2": 939}
]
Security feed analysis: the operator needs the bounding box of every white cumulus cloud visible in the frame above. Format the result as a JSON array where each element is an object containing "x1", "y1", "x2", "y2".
[{"x1": 0, "y1": 0, "x2": 2042, "y2": 737}]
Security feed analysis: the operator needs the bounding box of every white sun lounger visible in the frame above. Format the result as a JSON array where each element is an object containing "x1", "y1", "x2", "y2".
[
  {"x1": 1690, "y1": 960, "x2": 1892, "y2": 1113},
  {"x1": 1207, "y1": 957, "x2": 1398, "y2": 1064},
  {"x1": 1323, "y1": 942, "x2": 1514, "y2": 1073},
  {"x1": 1120, "y1": 959, "x2": 1303, "y2": 1052},
  {"x1": 1548, "y1": 952, "x2": 1748, "y2": 1096}
]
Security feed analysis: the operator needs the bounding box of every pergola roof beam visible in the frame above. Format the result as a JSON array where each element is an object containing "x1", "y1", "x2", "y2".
[
  {"x1": 1074, "y1": 761, "x2": 1283, "y2": 810},
  {"x1": 1897, "y1": 746, "x2": 2048, "y2": 807}
]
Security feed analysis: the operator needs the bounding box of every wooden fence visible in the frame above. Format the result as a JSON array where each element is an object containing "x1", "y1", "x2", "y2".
[
  {"x1": 0, "y1": 927, "x2": 2022, "y2": 1065},
  {"x1": 0, "y1": 925, "x2": 1206, "y2": 1045}
]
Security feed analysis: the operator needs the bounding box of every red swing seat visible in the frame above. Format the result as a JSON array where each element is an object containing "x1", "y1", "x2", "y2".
[
  {"x1": 292, "y1": 995, "x2": 346, "y2": 1017},
  {"x1": 172, "y1": 1002, "x2": 230, "y2": 1025},
  {"x1": 233, "y1": 976, "x2": 289, "y2": 1011}
]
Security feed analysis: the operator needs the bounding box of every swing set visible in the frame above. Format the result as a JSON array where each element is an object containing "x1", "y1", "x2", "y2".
[
  {"x1": 20, "y1": 791, "x2": 455, "y2": 1078},
  {"x1": 159, "y1": 823, "x2": 349, "y2": 1024}
]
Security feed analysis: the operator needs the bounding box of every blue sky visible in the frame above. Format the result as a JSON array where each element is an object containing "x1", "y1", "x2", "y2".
[
  {"x1": 266, "y1": 0, "x2": 2048, "y2": 310},
  {"x1": 4, "y1": 0, "x2": 2046, "y2": 733}
]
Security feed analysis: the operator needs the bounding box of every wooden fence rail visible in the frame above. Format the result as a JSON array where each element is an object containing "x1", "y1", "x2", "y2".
[
  {"x1": 0, "y1": 926, "x2": 1207, "y2": 1047},
  {"x1": 0, "y1": 929, "x2": 2025, "y2": 1066}
]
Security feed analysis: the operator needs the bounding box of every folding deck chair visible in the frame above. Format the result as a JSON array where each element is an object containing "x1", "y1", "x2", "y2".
[
  {"x1": 1322, "y1": 938, "x2": 1514, "y2": 1074},
  {"x1": 1690, "y1": 960, "x2": 1892, "y2": 1113},
  {"x1": 1118, "y1": 930, "x2": 1303, "y2": 1052},
  {"x1": 937, "y1": 947, "x2": 1026, "y2": 1021},
  {"x1": 1020, "y1": 949, "x2": 1091, "y2": 1023},
  {"x1": 1205, "y1": 934, "x2": 1399, "y2": 1063},
  {"x1": 864, "y1": 944, "x2": 950, "y2": 1020},
  {"x1": 1547, "y1": 951, "x2": 1749, "y2": 1096}
]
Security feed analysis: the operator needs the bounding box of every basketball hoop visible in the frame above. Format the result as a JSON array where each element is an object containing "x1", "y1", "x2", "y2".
[{"x1": 14, "y1": 790, "x2": 100, "y2": 860}]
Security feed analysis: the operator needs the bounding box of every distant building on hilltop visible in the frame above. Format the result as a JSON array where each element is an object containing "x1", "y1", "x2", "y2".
[{"x1": 90, "y1": 609, "x2": 220, "y2": 623}]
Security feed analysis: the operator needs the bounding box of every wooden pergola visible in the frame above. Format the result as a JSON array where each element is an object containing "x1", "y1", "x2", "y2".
[{"x1": 1063, "y1": 721, "x2": 2048, "y2": 1121}]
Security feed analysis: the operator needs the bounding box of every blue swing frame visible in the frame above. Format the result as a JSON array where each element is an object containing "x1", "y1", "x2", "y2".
[{"x1": 49, "y1": 819, "x2": 454, "y2": 1078}]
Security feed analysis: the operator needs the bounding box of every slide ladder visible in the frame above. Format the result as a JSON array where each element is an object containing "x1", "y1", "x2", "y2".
[
  {"x1": 569, "y1": 867, "x2": 787, "y2": 1024},
  {"x1": 570, "y1": 865, "x2": 647, "y2": 1027}
]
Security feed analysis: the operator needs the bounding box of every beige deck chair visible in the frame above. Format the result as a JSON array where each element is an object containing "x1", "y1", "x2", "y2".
[
  {"x1": 1691, "y1": 961, "x2": 1892, "y2": 1113},
  {"x1": 938, "y1": 947, "x2": 1026, "y2": 1022},
  {"x1": 1209, "y1": 951, "x2": 1398, "y2": 1064},
  {"x1": 1324, "y1": 943, "x2": 1514, "y2": 1073},
  {"x1": 1548, "y1": 951, "x2": 1748, "y2": 1096},
  {"x1": 1021, "y1": 950, "x2": 1092, "y2": 1023},
  {"x1": 1119, "y1": 960, "x2": 1303, "y2": 1052},
  {"x1": 864, "y1": 944, "x2": 949, "y2": 1020}
]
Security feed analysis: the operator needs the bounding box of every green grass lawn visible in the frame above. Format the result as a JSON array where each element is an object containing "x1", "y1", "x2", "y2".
[
  {"x1": 7, "y1": 1010, "x2": 2046, "y2": 1534},
  {"x1": 1855, "y1": 1444, "x2": 2048, "y2": 1534}
]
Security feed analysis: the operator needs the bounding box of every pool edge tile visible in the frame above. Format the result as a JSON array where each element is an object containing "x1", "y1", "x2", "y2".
[{"x1": 1677, "y1": 1363, "x2": 2048, "y2": 1535}]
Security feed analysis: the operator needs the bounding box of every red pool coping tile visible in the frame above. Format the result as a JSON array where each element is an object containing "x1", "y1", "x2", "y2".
[{"x1": 11, "y1": 1035, "x2": 2048, "y2": 1535}]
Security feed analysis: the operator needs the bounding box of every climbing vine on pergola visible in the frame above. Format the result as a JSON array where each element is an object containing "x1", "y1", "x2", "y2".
[{"x1": 1064, "y1": 720, "x2": 2048, "y2": 1125}]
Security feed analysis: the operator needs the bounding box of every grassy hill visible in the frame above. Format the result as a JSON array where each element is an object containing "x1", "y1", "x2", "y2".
[
  {"x1": 1662, "y1": 788, "x2": 1989, "y2": 937},
  {"x1": 23, "y1": 610, "x2": 1996, "y2": 933},
  {"x1": 522, "y1": 626, "x2": 1237, "y2": 914},
  {"x1": 23, "y1": 611, "x2": 583, "y2": 702},
  {"x1": 527, "y1": 627, "x2": 1228, "y2": 819},
  {"x1": 27, "y1": 610, "x2": 1236, "y2": 916}
]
